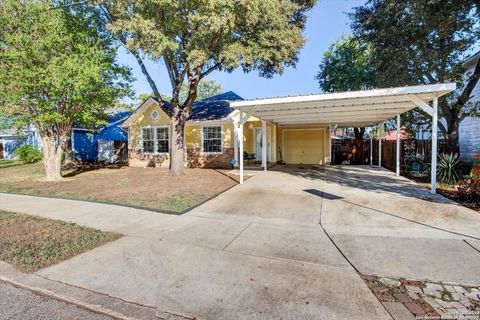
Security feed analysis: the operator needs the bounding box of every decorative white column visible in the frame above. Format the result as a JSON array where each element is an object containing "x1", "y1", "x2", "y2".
[
  {"x1": 261, "y1": 120, "x2": 267, "y2": 171},
  {"x1": 273, "y1": 124, "x2": 277, "y2": 162},
  {"x1": 396, "y1": 114, "x2": 401, "y2": 176},
  {"x1": 378, "y1": 137, "x2": 382, "y2": 168},
  {"x1": 239, "y1": 114, "x2": 244, "y2": 184},
  {"x1": 370, "y1": 135, "x2": 373, "y2": 166},
  {"x1": 431, "y1": 97, "x2": 438, "y2": 194},
  {"x1": 329, "y1": 125, "x2": 332, "y2": 165},
  {"x1": 233, "y1": 121, "x2": 238, "y2": 167}
]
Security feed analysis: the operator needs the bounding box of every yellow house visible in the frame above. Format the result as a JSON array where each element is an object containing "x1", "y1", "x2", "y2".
[{"x1": 121, "y1": 91, "x2": 331, "y2": 169}]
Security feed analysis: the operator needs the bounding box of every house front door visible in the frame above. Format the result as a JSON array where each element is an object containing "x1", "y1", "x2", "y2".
[{"x1": 255, "y1": 127, "x2": 271, "y2": 161}]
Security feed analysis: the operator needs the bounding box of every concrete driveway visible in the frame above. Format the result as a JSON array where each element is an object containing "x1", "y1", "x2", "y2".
[
  {"x1": 2, "y1": 165, "x2": 479, "y2": 319},
  {"x1": 31, "y1": 166, "x2": 391, "y2": 320}
]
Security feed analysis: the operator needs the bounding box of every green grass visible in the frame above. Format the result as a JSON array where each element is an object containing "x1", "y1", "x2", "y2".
[
  {"x1": 0, "y1": 210, "x2": 122, "y2": 272},
  {"x1": 0, "y1": 159, "x2": 22, "y2": 169},
  {"x1": 161, "y1": 195, "x2": 206, "y2": 212}
]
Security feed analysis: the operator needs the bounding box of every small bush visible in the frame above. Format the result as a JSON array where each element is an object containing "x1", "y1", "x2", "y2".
[
  {"x1": 456, "y1": 178, "x2": 480, "y2": 202},
  {"x1": 471, "y1": 151, "x2": 480, "y2": 179},
  {"x1": 437, "y1": 153, "x2": 462, "y2": 184},
  {"x1": 14, "y1": 145, "x2": 42, "y2": 164}
]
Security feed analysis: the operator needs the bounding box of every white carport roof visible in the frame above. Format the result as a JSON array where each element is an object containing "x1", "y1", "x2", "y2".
[{"x1": 230, "y1": 83, "x2": 456, "y2": 127}]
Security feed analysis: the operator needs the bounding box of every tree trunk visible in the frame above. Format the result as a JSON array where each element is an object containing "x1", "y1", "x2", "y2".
[
  {"x1": 63, "y1": 127, "x2": 76, "y2": 169},
  {"x1": 447, "y1": 117, "x2": 460, "y2": 154},
  {"x1": 41, "y1": 135, "x2": 65, "y2": 182},
  {"x1": 169, "y1": 114, "x2": 187, "y2": 176},
  {"x1": 353, "y1": 127, "x2": 365, "y2": 139}
]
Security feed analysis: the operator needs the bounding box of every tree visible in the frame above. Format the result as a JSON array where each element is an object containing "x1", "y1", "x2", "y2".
[
  {"x1": 137, "y1": 79, "x2": 222, "y2": 103},
  {"x1": 350, "y1": 0, "x2": 480, "y2": 153},
  {"x1": 0, "y1": 0, "x2": 131, "y2": 181},
  {"x1": 97, "y1": 0, "x2": 315, "y2": 175},
  {"x1": 316, "y1": 34, "x2": 375, "y2": 138}
]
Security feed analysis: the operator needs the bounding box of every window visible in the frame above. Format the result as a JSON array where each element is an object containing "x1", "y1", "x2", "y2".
[
  {"x1": 156, "y1": 127, "x2": 169, "y2": 153},
  {"x1": 151, "y1": 110, "x2": 159, "y2": 120},
  {"x1": 142, "y1": 126, "x2": 169, "y2": 154},
  {"x1": 202, "y1": 126, "x2": 222, "y2": 153}
]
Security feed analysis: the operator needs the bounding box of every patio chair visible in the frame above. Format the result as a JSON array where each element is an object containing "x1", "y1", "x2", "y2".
[{"x1": 243, "y1": 151, "x2": 255, "y2": 165}]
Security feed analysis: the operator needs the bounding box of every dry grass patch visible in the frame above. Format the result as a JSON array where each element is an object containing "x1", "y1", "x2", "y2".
[
  {"x1": 0, "y1": 210, "x2": 122, "y2": 272},
  {"x1": 0, "y1": 162, "x2": 238, "y2": 213}
]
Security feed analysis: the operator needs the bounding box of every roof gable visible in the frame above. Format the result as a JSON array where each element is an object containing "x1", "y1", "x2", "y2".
[{"x1": 122, "y1": 91, "x2": 243, "y2": 126}]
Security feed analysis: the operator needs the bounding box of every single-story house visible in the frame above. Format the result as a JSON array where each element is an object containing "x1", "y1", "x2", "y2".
[
  {"x1": 121, "y1": 91, "x2": 332, "y2": 169},
  {"x1": 73, "y1": 111, "x2": 131, "y2": 163},
  {"x1": 0, "y1": 125, "x2": 42, "y2": 159}
]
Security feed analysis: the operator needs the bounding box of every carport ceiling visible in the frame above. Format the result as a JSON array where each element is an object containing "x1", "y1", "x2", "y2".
[{"x1": 230, "y1": 83, "x2": 456, "y2": 127}]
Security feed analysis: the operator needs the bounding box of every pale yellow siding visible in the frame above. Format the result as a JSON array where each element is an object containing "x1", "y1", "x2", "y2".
[{"x1": 129, "y1": 103, "x2": 172, "y2": 155}]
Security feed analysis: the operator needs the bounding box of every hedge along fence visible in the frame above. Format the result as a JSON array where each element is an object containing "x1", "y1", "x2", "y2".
[{"x1": 380, "y1": 139, "x2": 449, "y2": 172}]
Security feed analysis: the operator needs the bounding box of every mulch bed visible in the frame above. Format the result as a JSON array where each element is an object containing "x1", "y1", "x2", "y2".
[{"x1": 406, "y1": 174, "x2": 479, "y2": 212}]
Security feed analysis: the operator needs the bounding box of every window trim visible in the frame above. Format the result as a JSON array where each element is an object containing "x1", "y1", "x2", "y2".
[
  {"x1": 141, "y1": 125, "x2": 170, "y2": 155},
  {"x1": 201, "y1": 125, "x2": 224, "y2": 155}
]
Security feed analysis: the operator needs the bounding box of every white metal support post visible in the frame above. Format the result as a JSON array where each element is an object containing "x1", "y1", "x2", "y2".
[
  {"x1": 273, "y1": 124, "x2": 277, "y2": 162},
  {"x1": 261, "y1": 120, "x2": 267, "y2": 171},
  {"x1": 378, "y1": 136, "x2": 382, "y2": 168},
  {"x1": 370, "y1": 133, "x2": 373, "y2": 166},
  {"x1": 431, "y1": 97, "x2": 438, "y2": 194},
  {"x1": 396, "y1": 114, "x2": 401, "y2": 176},
  {"x1": 233, "y1": 121, "x2": 238, "y2": 167},
  {"x1": 239, "y1": 114, "x2": 244, "y2": 184},
  {"x1": 329, "y1": 125, "x2": 333, "y2": 165}
]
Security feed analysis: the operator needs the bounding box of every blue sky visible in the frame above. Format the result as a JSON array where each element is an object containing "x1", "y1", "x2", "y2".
[{"x1": 117, "y1": 0, "x2": 366, "y2": 102}]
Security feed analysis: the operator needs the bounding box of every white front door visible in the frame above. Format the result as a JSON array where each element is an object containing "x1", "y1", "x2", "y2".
[{"x1": 255, "y1": 127, "x2": 271, "y2": 161}]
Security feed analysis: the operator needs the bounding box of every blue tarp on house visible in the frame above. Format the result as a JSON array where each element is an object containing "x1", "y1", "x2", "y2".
[{"x1": 73, "y1": 111, "x2": 131, "y2": 161}]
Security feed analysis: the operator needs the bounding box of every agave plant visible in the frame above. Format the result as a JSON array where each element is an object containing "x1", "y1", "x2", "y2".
[{"x1": 437, "y1": 153, "x2": 463, "y2": 184}]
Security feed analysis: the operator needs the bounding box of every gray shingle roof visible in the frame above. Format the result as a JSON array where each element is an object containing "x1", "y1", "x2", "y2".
[{"x1": 188, "y1": 91, "x2": 243, "y2": 121}]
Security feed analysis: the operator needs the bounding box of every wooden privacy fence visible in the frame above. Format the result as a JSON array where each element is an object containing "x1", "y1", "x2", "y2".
[
  {"x1": 380, "y1": 139, "x2": 448, "y2": 172},
  {"x1": 331, "y1": 139, "x2": 448, "y2": 171}
]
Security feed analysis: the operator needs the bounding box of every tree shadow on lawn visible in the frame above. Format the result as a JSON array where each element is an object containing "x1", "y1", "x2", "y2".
[{"x1": 63, "y1": 162, "x2": 127, "y2": 178}]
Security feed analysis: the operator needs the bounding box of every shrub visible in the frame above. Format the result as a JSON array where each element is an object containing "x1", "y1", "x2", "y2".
[
  {"x1": 437, "y1": 153, "x2": 463, "y2": 184},
  {"x1": 456, "y1": 178, "x2": 480, "y2": 202},
  {"x1": 471, "y1": 151, "x2": 480, "y2": 179},
  {"x1": 14, "y1": 145, "x2": 42, "y2": 164}
]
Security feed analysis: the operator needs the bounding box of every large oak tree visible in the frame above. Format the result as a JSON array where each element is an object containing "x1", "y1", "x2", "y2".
[
  {"x1": 0, "y1": 0, "x2": 132, "y2": 181},
  {"x1": 96, "y1": 0, "x2": 316, "y2": 175},
  {"x1": 350, "y1": 0, "x2": 480, "y2": 153}
]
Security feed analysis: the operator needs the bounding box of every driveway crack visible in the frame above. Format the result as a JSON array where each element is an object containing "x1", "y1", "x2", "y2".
[{"x1": 221, "y1": 222, "x2": 253, "y2": 251}]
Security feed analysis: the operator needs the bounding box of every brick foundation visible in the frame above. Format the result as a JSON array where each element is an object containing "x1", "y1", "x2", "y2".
[
  {"x1": 186, "y1": 148, "x2": 234, "y2": 169},
  {"x1": 128, "y1": 148, "x2": 234, "y2": 169},
  {"x1": 128, "y1": 149, "x2": 169, "y2": 168}
]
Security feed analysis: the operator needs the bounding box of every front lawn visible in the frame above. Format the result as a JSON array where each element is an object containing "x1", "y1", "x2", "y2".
[
  {"x1": 0, "y1": 161, "x2": 238, "y2": 213},
  {"x1": 0, "y1": 210, "x2": 121, "y2": 272}
]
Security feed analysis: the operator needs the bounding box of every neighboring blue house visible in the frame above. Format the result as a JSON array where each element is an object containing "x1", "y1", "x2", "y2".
[
  {"x1": 72, "y1": 111, "x2": 131, "y2": 162},
  {"x1": 0, "y1": 125, "x2": 42, "y2": 159}
]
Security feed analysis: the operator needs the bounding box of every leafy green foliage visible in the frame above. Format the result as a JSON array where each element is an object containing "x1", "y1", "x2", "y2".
[
  {"x1": 0, "y1": 0, "x2": 132, "y2": 180},
  {"x1": 349, "y1": 0, "x2": 480, "y2": 152},
  {"x1": 316, "y1": 35, "x2": 374, "y2": 92},
  {"x1": 138, "y1": 79, "x2": 223, "y2": 103},
  {"x1": 437, "y1": 153, "x2": 463, "y2": 184},
  {"x1": 14, "y1": 145, "x2": 42, "y2": 164}
]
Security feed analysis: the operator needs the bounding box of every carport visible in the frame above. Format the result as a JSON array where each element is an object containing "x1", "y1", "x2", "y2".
[{"x1": 230, "y1": 83, "x2": 456, "y2": 194}]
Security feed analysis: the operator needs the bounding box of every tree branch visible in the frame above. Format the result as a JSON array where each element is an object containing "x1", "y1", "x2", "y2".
[{"x1": 453, "y1": 57, "x2": 480, "y2": 112}]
